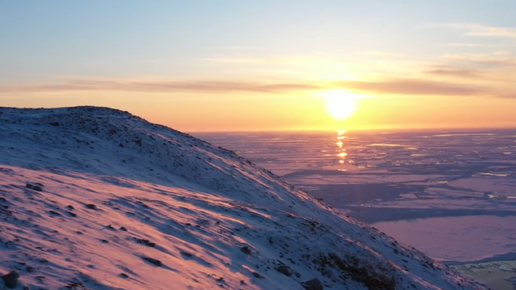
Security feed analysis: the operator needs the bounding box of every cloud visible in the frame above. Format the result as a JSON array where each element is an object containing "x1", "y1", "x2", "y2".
[
  {"x1": 337, "y1": 76, "x2": 516, "y2": 99},
  {"x1": 430, "y1": 23, "x2": 516, "y2": 38},
  {"x1": 498, "y1": 93, "x2": 516, "y2": 99},
  {"x1": 424, "y1": 69, "x2": 481, "y2": 78},
  {"x1": 438, "y1": 53, "x2": 516, "y2": 69},
  {"x1": 0, "y1": 79, "x2": 321, "y2": 94},
  {"x1": 3, "y1": 77, "x2": 514, "y2": 99},
  {"x1": 337, "y1": 78, "x2": 482, "y2": 96}
]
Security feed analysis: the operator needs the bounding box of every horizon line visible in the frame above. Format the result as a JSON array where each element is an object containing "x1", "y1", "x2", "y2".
[{"x1": 188, "y1": 126, "x2": 516, "y2": 134}]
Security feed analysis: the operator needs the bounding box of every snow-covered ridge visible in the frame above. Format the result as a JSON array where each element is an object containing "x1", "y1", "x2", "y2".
[{"x1": 0, "y1": 106, "x2": 488, "y2": 289}]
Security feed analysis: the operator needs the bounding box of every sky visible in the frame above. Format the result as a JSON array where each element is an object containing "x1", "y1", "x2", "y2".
[{"x1": 1, "y1": 1, "x2": 516, "y2": 132}]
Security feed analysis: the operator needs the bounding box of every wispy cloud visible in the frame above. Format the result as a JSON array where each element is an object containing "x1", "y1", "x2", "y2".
[
  {"x1": 430, "y1": 23, "x2": 516, "y2": 38},
  {"x1": 338, "y1": 78, "x2": 481, "y2": 96},
  {"x1": 338, "y1": 75, "x2": 516, "y2": 99},
  {"x1": 0, "y1": 79, "x2": 321, "y2": 94},
  {"x1": 437, "y1": 53, "x2": 516, "y2": 69},
  {"x1": 498, "y1": 93, "x2": 516, "y2": 99},
  {"x1": 424, "y1": 69, "x2": 481, "y2": 78},
  {"x1": 2, "y1": 76, "x2": 514, "y2": 99}
]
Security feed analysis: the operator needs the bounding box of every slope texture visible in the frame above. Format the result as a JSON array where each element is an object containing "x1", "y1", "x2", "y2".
[{"x1": 0, "y1": 106, "x2": 489, "y2": 290}]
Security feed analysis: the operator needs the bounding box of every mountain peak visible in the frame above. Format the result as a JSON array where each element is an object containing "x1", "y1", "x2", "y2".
[{"x1": 0, "y1": 105, "x2": 133, "y2": 118}]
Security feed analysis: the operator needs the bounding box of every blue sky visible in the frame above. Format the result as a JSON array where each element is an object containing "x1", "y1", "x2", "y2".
[{"x1": 1, "y1": 1, "x2": 516, "y2": 131}]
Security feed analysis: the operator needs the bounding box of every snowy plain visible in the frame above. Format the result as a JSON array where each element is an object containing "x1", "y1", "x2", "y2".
[{"x1": 0, "y1": 107, "x2": 489, "y2": 290}]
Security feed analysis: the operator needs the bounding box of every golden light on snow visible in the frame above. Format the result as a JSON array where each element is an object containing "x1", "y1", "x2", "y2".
[{"x1": 320, "y1": 90, "x2": 360, "y2": 120}]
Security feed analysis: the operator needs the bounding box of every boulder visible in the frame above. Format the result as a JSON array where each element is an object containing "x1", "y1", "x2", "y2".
[
  {"x1": 25, "y1": 183, "x2": 43, "y2": 191},
  {"x1": 276, "y1": 265, "x2": 292, "y2": 276},
  {"x1": 2, "y1": 271, "x2": 20, "y2": 288},
  {"x1": 142, "y1": 257, "x2": 162, "y2": 266},
  {"x1": 301, "y1": 278, "x2": 323, "y2": 290}
]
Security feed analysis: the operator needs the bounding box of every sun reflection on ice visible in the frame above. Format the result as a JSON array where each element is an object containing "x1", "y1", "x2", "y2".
[{"x1": 337, "y1": 130, "x2": 347, "y2": 164}]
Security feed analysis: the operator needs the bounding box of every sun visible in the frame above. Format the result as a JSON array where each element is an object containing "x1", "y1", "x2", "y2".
[{"x1": 320, "y1": 90, "x2": 359, "y2": 120}]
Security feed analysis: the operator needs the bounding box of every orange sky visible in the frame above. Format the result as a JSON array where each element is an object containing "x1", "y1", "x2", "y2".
[{"x1": 1, "y1": 1, "x2": 516, "y2": 132}]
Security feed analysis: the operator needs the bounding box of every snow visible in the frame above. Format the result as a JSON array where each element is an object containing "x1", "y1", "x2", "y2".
[
  {"x1": 374, "y1": 216, "x2": 516, "y2": 263},
  {"x1": 0, "y1": 106, "x2": 489, "y2": 289}
]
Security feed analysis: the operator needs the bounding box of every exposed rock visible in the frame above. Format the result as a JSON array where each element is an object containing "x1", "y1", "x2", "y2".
[
  {"x1": 25, "y1": 183, "x2": 43, "y2": 191},
  {"x1": 142, "y1": 257, "x2": 162, "y2": 266},
  {"x1": 301, "y1": 278, "x2": 323, "y2": 290},
  {"x1": 85, "y1": 204, "x2": 97, "y2": 210},
  {"x1": 66, "y1": 282, "x2": 85, "y2": 289},
  {"x1": 49, "y1": 210, "x2": 61, "y2": 216},
  {"x1": 180, "y1": 251, "x2": 193, "y2": 257},
  {"x1": 251, "y1": 272, "x2": 264, "y2": 278},
  {"x1": 240, "y1": 246, "x2": 251, "y2": 255},
  {"x1": 2, "y1": 271, "x2": 20, "y2": 288},
  {"x1": 134, "y1": 238, "x2": 156, "y2": 247},
  {"x1": 276, "y1": 265, "x2": 292, "y2": 276}
]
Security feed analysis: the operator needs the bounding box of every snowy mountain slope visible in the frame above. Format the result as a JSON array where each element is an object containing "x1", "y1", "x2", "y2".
[{"x1": 0, "y1": 106, "x2": 489, "y2": 290}]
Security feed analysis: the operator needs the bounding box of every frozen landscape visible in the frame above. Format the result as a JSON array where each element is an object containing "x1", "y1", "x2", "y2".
[
  {"x1": 198, "y1": 130, "x2": 516, "y2": 289},
  {"x1": 0, "y1": 106, "x2": 490, "y2": 289}
]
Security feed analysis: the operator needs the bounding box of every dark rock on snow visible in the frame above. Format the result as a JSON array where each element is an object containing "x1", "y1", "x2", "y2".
[
  {"x1": 25, "y1": 183, "x2": 43, "y2": 191},
  {"x1": 85, "y1": 204, "x2": 97, "y2": 210},
  {"x1": 2, "y1": 271, "x2": 20, "y2": 288},
  {"x1": 142, "y1": 257, "x2": 162, "y2": 266},
  {"x1": 302, "y1": 278, "x2": 324, "y2": 290},
  {"x1": 240, "y1": 246, "x2": 251, "y2": 255},
  {"x1": 180, "y1": 251, "x2": 193, "y2": 258},
  {"x1": 276, "y1": 265, "x2": 292, "y2": 276}
]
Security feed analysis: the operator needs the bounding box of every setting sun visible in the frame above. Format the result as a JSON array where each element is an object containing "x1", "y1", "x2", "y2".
[{"x1": 320, "y1": 90, "x2": 359, "y2": 120}]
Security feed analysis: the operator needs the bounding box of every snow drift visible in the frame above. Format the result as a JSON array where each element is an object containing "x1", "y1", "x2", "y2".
[{"x1": 0, "y1": 106, "x2": 488, "y2": 290}]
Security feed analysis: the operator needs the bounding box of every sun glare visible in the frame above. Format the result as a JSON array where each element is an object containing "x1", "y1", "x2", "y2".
[{"x1": 320, "y1": 90, "x2": 359, "y2": 120}]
